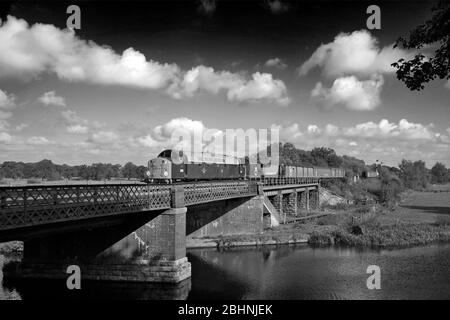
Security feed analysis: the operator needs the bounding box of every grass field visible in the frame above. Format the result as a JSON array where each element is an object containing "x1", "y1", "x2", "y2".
[
  {"x1": 308, "y1": 190, "x2": 450, "y2": 248},
  {"x1": 386, "y1": 190, "x2": 450, "y2": 224}
]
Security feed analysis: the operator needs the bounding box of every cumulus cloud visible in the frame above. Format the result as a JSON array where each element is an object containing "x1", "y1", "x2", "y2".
[
  {"x1": 0, "y1": 132, "x2": 12, "y2": 143},
  {"x1": 15, "y1": 123, "x2": 28, "y2": 132},
  {"x1": 135, "y1": 117, "x2": 448, "y2": 166},
  {"x1": 277, "y1": 118, "x2": 439, "y2": 142},
  {"x1": 299, "y1": 30, "x2": 411, "y2": 78},
  {"x1": 0, "y1": 89, "x2": 15, "y2": 109},
  {"x1": 311, "y1": 75, "x2": 384, "y2": 111},
  {"x1": 27, "y1": 136, "x2": 52, "y2": 145},
  {"x1": 137, "y1": 117, "x2": 215, "y2": 153},
  {"x1": 299, "y1": 30, "x2": 409, "y2": 111},
  {"x1": 0, "y1": 111, "x2": 11, "y2": 130},
  {"x1": 89, "y1": 131, "x2": 120, "y2": 144},
  {"x1": 265, "y1": 58, "x2": 287, "y2": 70},
  {"x1": 38, "y1": 91, "x2": 66, "y2": 107},
  {"x1": 61, "y1": 110, "x2": 84, "y2": 126},
  {"x1": 341, "y1": 119, "x2": 437, "y2": 141},
  {"x1": 137, "y1": 134, "x2": 160, "y2": 148},
  {"x1": 168, "y1": 67, "x2": 290, "y2": 106},
  {"x1": 168, "y1": 66, "x2": 241, "y2": 99},
  {"x1": 153, "y1": 117, "x2": 205, "y2": 141},
  {"x1": 0, "y1": 16, "x2": 289, "y2": 106},
  {"x1": 227, "y1": 73, "x2": 290, "y2": 106},
  {"x1": 275, "y1": 118, "x2": 449, "y2": 166},
  {"x1": 2, "y1": 116, "x2": 449, "y2": 166},
  {"x1": 61, "y1": 109, "x2": 103, "y2": 133},
  {"x1": 67, "y1": 124, "x2": 89, "y2": 134},
  {"x1": 137, "y1": 117, "x2": 267, "y2": 158},
  {"x1": 0, "y1": 89, "x2": 15, "y2": 130},
  {"x1": 0, "y1": 16, "x2": 179, "y2": 88}
]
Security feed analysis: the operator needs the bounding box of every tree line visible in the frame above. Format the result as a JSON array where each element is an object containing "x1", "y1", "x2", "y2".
[
  {"x1": 277, "y1": 143, "x2": 450, "y2": 206},
  {"x1": 1, "y1": 145, "x2": 449, "y2": 189},
  {"x1": 278, "y1": 143, "x2": 450, "y2": 186},
  {"x1": 0, "y1": 160, "x2": 147, "y2": 181}
]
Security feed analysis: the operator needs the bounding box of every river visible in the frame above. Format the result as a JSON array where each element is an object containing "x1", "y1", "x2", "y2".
[{"x1": 1, "y1": 244, "x2": 449, "y2": 300}]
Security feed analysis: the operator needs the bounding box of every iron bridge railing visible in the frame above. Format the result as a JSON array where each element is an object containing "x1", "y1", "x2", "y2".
[
  {"x1": 0, "y1": 181, "x2": 259, "y2": 231},
  {"x1": 262, "y1": 177, "x2": 319, "y2": 186}
]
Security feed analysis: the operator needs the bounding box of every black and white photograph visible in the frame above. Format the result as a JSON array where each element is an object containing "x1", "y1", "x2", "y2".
[{"x1": 0, "y1": 0, "x2": 449, "y2": 306}]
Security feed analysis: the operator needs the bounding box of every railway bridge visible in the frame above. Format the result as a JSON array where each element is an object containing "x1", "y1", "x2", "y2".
[{"x1": 0, "y1": 178, "x2": 325, "y2": 283}]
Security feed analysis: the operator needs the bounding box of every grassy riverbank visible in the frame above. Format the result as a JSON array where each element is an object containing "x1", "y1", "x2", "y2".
[
  {"x1": 190, "y1": 190, "x2": 450, "y2": 249},
  {"x1": 308, "y1": 212, "x2": 450, "y2": 248}
]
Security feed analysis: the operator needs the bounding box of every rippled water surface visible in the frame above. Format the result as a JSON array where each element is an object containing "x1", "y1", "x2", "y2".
[{"x1": 1, "y1": 244, "x2": 449, "y2": 300}]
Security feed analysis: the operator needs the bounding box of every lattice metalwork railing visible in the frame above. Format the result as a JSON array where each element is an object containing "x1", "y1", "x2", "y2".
[
  {"x1": 0, "y1": 179, "x2": 319, "y2": 231},
  {"x1": 184, "y1": 181, "x2": 258, "y2": 206},
  {"x1": 0, "y1": 184, "x2": 172, "y2": 231},
  {"x1": 262, "y1": 177, "x2": 319, "y2": 186}
]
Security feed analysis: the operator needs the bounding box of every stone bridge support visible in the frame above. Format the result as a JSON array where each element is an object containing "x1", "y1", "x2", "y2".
[
  {"x1": 264, "y1": 185, "x2": 320, "y2": 219},
  {"x1": 186, "y1": 193, "x2": 264, "y2": 239},
  {"x1": 263, "y1": 185, "x2": 320, "y2": 221},
  {"x1": 5, "y1": 186, "x2": 191, "y2": 284},
  {"x1": 298, "y1": 188, "x2": 310, "y2": 215},
  {"x1": 272, "y1": 191, "x2": 283, "y2": 215},
  {"x1": 284, "y1": 191, "x2": 298, "y2": 216},
  {"x1": 309, "y1": 188, "x2": 319, "y2": 210}
]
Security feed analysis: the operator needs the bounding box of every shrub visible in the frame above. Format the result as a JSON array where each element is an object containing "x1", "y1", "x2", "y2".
[{"x1": 434, "y1": 216, "x2": 450, "y2": 227}]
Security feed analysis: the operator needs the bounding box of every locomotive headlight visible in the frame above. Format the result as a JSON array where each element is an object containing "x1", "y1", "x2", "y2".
[
  {"x1": 163, "y1": 170, "x2": 168, "y2": 177},
  {"x1": 146, "y1": 170, "x2": 151, "y2": 177}
]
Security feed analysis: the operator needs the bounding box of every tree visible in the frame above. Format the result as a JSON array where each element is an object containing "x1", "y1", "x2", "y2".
[
  {"x1": 32, "y1": 159, "x2": 61, "y2": 180},
  {"x1": 122, "y1": 162, "x2": 138, "y2": 180},
  {"x1": 398, "y1": 159, "x2": 429, "y2": 190},
  {"x1": 430, "y1": 162, "x2": 448, "y2": 184},
  {"x1": 310, "y1": 147, "x2": 342, "y2": 167},
  {"x1": 377, "y1": 166, "x2": 402, "y2": 206},
  {"x1": 136, "y1": 165, "x2": 148, "y2": 179},
  {"x1": 392, "y1": 1, "x2": 450, "y2": 90},
  {"x1": 341, "y1": 155, "x2": 365, "y2": 175}
]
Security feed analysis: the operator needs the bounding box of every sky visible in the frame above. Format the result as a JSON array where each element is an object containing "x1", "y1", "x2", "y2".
[{"x1": 0, "y1": 0, "x2": 449, "y2": 167}]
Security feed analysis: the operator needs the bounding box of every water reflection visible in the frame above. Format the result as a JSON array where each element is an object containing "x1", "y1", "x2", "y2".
[
  {"x1": 0, "y1": 255, "x2": 22, "y2": 300},
  {"x1": 186, "y1": 244, "x2": 450, "y2": 300},
  {"x1": 3, "y1": 277, "x2": 191, "y2": 300},
  {"x1": 1, "y1": 243, "x2": 449, "y2": 300},
  {"x1": 0, "y1": 254, "x2": 191, "y2": 300}
]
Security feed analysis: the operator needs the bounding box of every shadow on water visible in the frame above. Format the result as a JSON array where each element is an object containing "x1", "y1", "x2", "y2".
[
  {"x1": 0, "y1": 254, "x2": 191, "y2": 300},
  {"x1": 2, "y1": 277, "x2": 191, "y2": 300}
]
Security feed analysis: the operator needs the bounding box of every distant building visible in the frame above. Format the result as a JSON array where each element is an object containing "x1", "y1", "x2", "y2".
[{"x1": 362, "y1": 170, "x2": 379, "y2": 178}]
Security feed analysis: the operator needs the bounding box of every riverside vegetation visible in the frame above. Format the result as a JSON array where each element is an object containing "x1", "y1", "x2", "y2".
[
  {"x1": 209, "y1": 195, "x2": 450, "y2": 249},
  {"x1": 203, "y1": 182, "x2": 450, "y2": 249}
]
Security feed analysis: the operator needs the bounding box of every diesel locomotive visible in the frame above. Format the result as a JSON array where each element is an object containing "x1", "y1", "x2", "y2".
[{"x1": 146, "y1": 149, "x2": 345, "y2": 182}]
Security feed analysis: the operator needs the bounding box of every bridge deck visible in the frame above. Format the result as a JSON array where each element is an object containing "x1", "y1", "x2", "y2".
[{"x1": 0, "y1": 178, "x2": 320, "y2": 232}]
